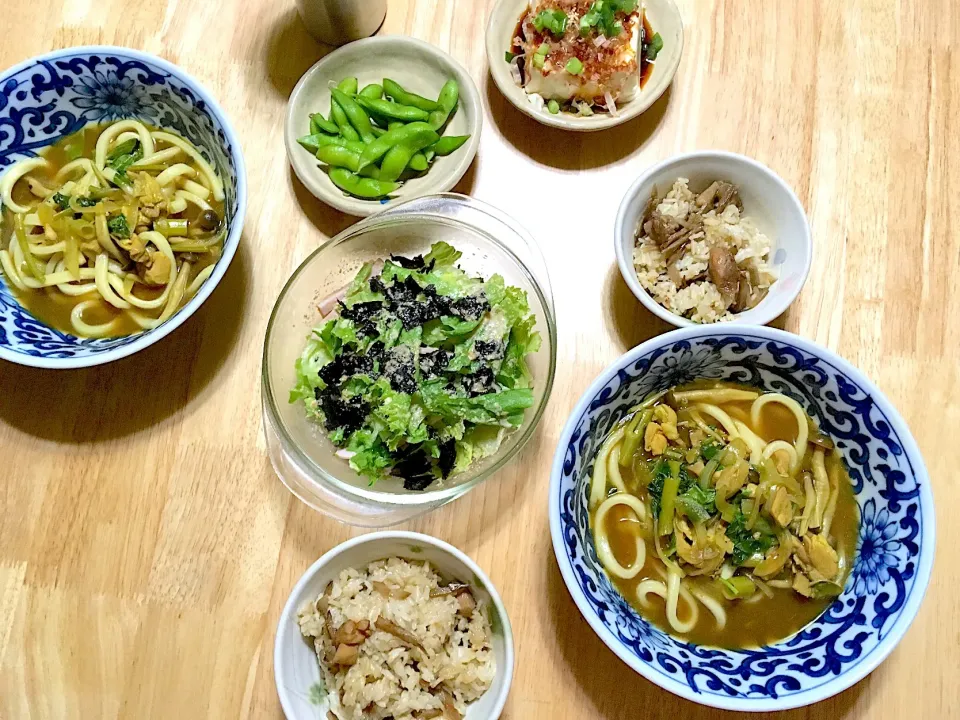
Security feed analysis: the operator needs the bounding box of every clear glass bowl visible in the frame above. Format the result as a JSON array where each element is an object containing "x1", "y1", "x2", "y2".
[{"x1": 262, "y1": 194, "x2": 557, "y2": 527}]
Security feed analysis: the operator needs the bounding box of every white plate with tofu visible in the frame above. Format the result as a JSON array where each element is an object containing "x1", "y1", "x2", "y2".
[{"x1": 486, "y1": 0, "x2": 683, "y2": 131}]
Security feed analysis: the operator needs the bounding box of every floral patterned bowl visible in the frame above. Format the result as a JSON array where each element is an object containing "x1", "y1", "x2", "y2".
[
  {"x1": 0, "y1": 46, "x2": 246, "y2": 368},
  {"x1": 548, "y1": 325, "x2": 935, "y2": 711}
]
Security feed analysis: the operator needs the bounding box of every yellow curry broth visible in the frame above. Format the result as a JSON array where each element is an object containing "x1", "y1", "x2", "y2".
[{"x1": 595, "y1": 382, "x2": 860, "y2": 649}]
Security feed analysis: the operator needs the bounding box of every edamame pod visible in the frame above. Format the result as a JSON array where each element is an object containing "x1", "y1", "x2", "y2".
[
  {"x1": 329, "y1": 167, "x2": 399, "y2": 199},
  {"x1": 408, "y1": 152, "x2": 429, "y2": 172},
  {"x1": 309, "y1": 113, "x2": 339, "y2": 135},
  {"x1": 359, "y1": 83, "x2": 384, "y2": 99},
  {"x1": 330, "y1": 99, "x2": 361, "y2": 142},
  {"x1": 431, "y1": 135, "x2": 470, "y2": 156},
  {"x1": 336, "y1": 77, "x2": 359, "y2": 96},
  {"x1": 331, "y1": 88, "x2": 376, "y2": 144},
  {"x1": 300, "y1": 134, "x2": 367, "y2": 154},
  {"x1": 316, "y1": 146, "x2": 380, "y2": 178},
  {"x1": 358, "y1": 122, "x2": 439, "y2": 170},
  {"x1": 379, "y1": 129, "x2": 441, "y2": 182},
  {"x1": 357, "y1": 96, "x2": 430, "y2": 123},
  {"x1": 428, "y1": 79, "x2": 460, "y2": 130},
  {"x1": 383, "y1": 78, "x2": 441, "y2": 112}
]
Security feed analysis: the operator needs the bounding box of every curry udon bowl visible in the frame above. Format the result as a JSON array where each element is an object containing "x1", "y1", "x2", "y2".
[
  {"x1": 0, "y1": 46, "x2": 245, "y2": 369},
  {"x1": 548, "y1": 325, "x2": 935, "y2": 711},
  {"x1": 262, "y1": 193, "x2": 557, "y2": 527}
]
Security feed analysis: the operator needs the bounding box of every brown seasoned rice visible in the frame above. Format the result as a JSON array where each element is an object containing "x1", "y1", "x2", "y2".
[{"x1": 298, "y1": 557, "x2": 495, "y2": 720}]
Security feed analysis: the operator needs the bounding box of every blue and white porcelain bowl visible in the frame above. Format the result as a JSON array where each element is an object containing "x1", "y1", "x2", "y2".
[
  {"x1": 0, "y1": 46, "x2": 246, "y2": 368},
  {"x1": 549, "y1": 325, "x2": 935, "y2": 711}
]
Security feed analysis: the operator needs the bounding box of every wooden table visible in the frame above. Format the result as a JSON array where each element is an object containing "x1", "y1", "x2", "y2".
[{"x1": 1, "y1": 1, "x2": 955, "y2": 718}]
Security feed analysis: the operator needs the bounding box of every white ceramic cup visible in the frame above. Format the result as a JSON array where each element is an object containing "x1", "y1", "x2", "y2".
[{"x1": 295, "y1": 0, "x2": 386, "y2": 46}]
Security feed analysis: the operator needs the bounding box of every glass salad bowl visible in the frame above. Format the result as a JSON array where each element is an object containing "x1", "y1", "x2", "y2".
[{"x1": 262, "y1": 194, "x2": 557, "y2": 527}]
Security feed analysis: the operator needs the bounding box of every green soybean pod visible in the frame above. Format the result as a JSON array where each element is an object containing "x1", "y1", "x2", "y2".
[
  {"x1": 328, "y1": 167, "x2": 399, "y2": 199},
  {"x1": 336, "y1": 77, "x2": 359, "y2": 96},
  {"x1": 297, "y1": 134, "x2": 323, "y2": 154},
  {"x1": 331, "y1": 88, "x2": 376, "y2": 143},
  {"x1": 383, "y1": 78, "x2": 441, "y2": 112},
  {"x1": 371, "y1": 126, "x2": 387, "y2": 137},
  {"x1": 309, "y1": 113, "x2": 339, "y2": 135},
  {"x1": 356, "y1": 96, "x2": 430, "y2": 123},
  {"x1": 358, "y1": 122, "x2": 438, "y2": 171},
  {"x1": 311, "y1": 135, "x2": 368, "y2": 154},
  {"x1": 379, "y1": 128, "x2": 441, "y2": 182},
  {"x1": 359, "y1": 83, "x2": 383, "y2": 99},
  {"x1": 316, "y1": 145, "x2": 362, "y2": 172},
  {"x1": 431, "y1": 135, "x2": 470, "y2": 156},
  {"x1": 437, "y1": 79, "x2": 460, "y2": 114},
  {"x1": 428, "y1": 79, "x2": 461, "y2": 130},
  {"x1": 408, "y1": 152, "x2": 429, "y2": 172},
  {"x1": 330, "y1": 98, "x2": 361, "y2": 142}
]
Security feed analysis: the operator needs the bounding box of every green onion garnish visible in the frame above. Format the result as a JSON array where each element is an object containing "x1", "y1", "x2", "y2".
[
  {"x1": 547, "y1": 99, "x2": 560, "y2": 114},
  {"x1": 565, "y1": 58, "x2": 584, "y2": 75},
  {"x1": 533, "y1": 54, "x2": 546, "y2": 69},
  {"x1": 533, "y1": 8, "x2": 568, "y2": 36},
  {"x1": 505, "y1": 51, "x2": 516, "y2": 63},
  {"x1": 646, "y1": 32, "x2": 664, "y2": 61},
  {"x1": 536, "y1": 42, "x2": 550, "y2": 56}
]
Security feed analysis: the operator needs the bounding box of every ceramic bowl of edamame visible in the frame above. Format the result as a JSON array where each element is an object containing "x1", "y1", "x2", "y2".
[{"x1": 285, "y1": 36, "x2": 483, "y2": 217}]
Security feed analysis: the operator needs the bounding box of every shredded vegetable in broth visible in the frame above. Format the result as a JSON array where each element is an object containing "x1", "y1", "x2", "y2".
[
  {"x1": 589, "y1": 381, "x2": 859, "y2": 649},
  {"x1": 0, "y1": 121, "x2": 226, "y2": 338}
]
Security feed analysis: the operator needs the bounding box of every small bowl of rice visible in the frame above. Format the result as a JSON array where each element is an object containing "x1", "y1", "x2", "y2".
[
  {"x1": 614, "y1": 151, "x2": 812, "y2": 327},
  {"x1": 275, "y1": 531, "x2": 514, "y2": 720}
]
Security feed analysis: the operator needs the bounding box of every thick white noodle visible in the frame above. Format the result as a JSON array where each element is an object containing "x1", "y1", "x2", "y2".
[
  {"x1": 185, "y1": 265, "x2": 214, "y2": 297},
  {"x1": 733, "y1": 420, "x2": 766, "y2": 466},
  {"x1": 695, "y1": 403, "x2": 740, "y2": 438},
  {"x1": 151, "y1": 131, "x2": 223, "y2": 201},
  {"x1": 590, "y1": 427, "x2": 625, "y2": 510},
  {"x1": 70, "y1": 300, "x2": 119, "y2": 337},
  {"x1": 0, "y1": 250, "x2": 26, "y2": 290},
  {"x1": 95, "y1": 254, "x2": 131, "y2": 309},
  {"x1": 750, "y1": 393, "x2": 808, "y2": 472},
  {"x1": 155, "y1": 163, "x2": 196, "y2": 187},
  {"x1": 636, "y1": 579, "x2": 667, "y2": 609},
  {"x1": 174, "y1": 188, "x2": 211, "y2": 211},
  {"x1": 594, "y1": 493, "x2": 647, "y2": 580},
  {"x1": 607, "y1": 446, "x2": 627, "y2": 493},
  {"x1": 180, "y1": 178, "x2": 210, "y2": 200},
  {"x1": 1, "y1": 157, "x2": 50, "y2": 212},
  {"x1": 665, "y1": 570, "x2": 699, "y2": 634},
  {"x1": 762, "y1": 440, "x2": 798, "y2": 473},
  {"x1": 689, "y1": 587, "x2": 727, "y2": 630},
  {"x1": 95, "y1": 120, "x2": 155, "y2": 169},
  {"x1": 131, "y1": 146, "x2": 181, "y2": 167}
]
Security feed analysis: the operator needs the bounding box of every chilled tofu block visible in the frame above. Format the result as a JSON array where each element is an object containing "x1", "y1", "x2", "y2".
[{"x1": 520, "y1": 0, "x2": 641, "y2": 105}]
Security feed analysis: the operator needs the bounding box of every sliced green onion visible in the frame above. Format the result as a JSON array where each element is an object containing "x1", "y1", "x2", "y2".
[
  {"x1": 536, "y1": 42, "x2": 550, "y2": 56},
  {"x1": 659, "y1": 461, "x2": 681, "y2": 535},
  {"x1": 533, "y1": 54, "x2": 546, "y2": 70},
  {"x1": 547, "y1": 99, "x2": 560, "y2": 114},
  {"x1": 155, "y1": 218, "x2": 189, "y2": 237},
  {"x1": 646, "y1": 32, "x2": 664, "y2": 61},
  {"x1": 505, "y1": 51, "x2": 516, "y2": 63},
  {"x1": 533, "y1": 8, "x2": 568, "y2": 36},
  {"x1": 565, "y1": 57, "x2": 584, "y2": 75},
  {"x1": 720, "y1": 576, "x2": 756, "y2": 600},
  {"x1": 620, "y1": 407, "x2": 653, "y2": 465}
]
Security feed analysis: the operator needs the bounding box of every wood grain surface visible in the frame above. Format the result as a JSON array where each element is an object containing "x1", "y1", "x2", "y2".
[{"x1": 0, "y1": 0, "x2": 956, "y2": 718}]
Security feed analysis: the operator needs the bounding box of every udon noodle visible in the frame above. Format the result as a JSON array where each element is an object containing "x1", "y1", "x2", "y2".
[
  {"x1": 589, "y1": 382, "x2": 858, "y2": 648},
  {"x1": 0, "y1": 120, "x2": 226, "y2": 338}
]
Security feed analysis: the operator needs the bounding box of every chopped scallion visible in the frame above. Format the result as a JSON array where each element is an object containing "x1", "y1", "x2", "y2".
[
  {"x1": 646, "y1": 32, "x2": 664, "y2": 61},
  {"x1": 565, "y1": 57, "x2": 584, "y2": 75},
  {"x1": 505, "y1": 51, "x2": 516, "y2": 63},
  {"x1": 533, "y1": 8, "x2": 568, "y2": 36}
]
